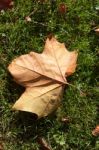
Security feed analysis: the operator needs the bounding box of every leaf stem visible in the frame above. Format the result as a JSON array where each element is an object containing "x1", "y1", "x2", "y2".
[{"x1": 66, "y1": 82, "x2": 81, "y2": 92}]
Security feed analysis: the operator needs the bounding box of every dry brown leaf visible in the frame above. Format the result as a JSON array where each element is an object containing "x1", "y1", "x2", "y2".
[
  {"x1": 92, "y1": 125, "x2": 99, "y2": 136},
  {"x1": 37, "y1": 137, "x2": 52, "y2": 150},
  {"x1": 8, "y1": 36, "x2": 78, "y2": 118},
  {"x1": 0, "y1": 0, "x2": 14, "y2": 10},
  {"x1": 61, "y1": 117, "x2": 71, "y2": 123},
  {"x1": 95, "y1": 28, "x2": 99, "y2": 35},
  {"x1": 25, "y1": 16, "x2": 32, "y2": 22},
  {"x1": 58, "y1": 3, "x2": 68, "y2": 14},
  {"x1": 0, "y1": 142, "x2": 3, "y2": 150}
]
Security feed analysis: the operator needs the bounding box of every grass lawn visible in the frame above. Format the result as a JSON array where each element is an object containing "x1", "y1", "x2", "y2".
[{"x1": 0, "y1": 0, "x2": 99, "y2": 149}]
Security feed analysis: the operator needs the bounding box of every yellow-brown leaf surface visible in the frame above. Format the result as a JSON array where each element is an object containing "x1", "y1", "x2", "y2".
[{"x1": 8, "y1": 36, "x2": 78, "y2": 118}]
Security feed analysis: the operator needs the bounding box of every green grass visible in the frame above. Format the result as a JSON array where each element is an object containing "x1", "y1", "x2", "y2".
[{"x1": 0, "y1": 0, "x2": 99, "y2": 149}]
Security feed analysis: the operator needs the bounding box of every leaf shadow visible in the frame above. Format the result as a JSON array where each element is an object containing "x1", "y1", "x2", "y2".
[
  {"x1": 6, "y1": 73, "x2": 25, "y2": 103},
  {"x1": 6, "y1": 72, "x2": 58, "y2": 144},
  {"x1": 9, "y1": 111, "x2": 57, "y2": 143}
]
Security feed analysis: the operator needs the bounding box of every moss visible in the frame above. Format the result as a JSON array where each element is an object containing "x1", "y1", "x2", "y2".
[{"x1": 0, "y1": 0, "x2": 99, "y2": 149}]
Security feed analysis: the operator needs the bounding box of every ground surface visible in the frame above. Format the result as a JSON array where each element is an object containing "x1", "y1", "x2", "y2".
[{"x1": 0, "y1": 0, "x2": 99, "y2": 150}]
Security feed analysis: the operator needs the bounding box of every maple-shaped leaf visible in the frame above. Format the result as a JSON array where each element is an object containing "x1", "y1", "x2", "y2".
[
  {"x1": 0, "y1": 0, "x2": 13, "y2": 10},
  {"x1": 8, "y1": 36, "x2": 78, "y2": 118}
]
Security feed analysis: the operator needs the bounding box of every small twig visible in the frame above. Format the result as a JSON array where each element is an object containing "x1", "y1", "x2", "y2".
[
  {"x1": 28, "y1": 8, "x2": 38, "y2": 17},
  {"x1": 32, "y1": 20, "x2": 48, "y2": 27}
]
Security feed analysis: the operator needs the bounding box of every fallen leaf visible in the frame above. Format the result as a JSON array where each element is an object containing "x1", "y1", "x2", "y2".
[
  {"x1": 0, "y1": 0, "x2": 14, "y2": 10},
  {"x1": 25, "y1": 16, "x2": 32, "y2": 22},
  {"x1": 58, "y1": 3, "x2": 68, "y2": 14},
  {"x1": 80, "y1": 91, "x2": 87, "y2": 97},
  {"x1": 8, "y1": 36, "x2": 78, "y2": 118},
  {"x1": 92, "y1": 125, "x2": 99, "y2": 136},
  {"x1": 25, "y1": 8, "x2": 37, "y2": 22},
  {"x1": 95, "y1": 28, "x2": 99, "y2": 35},
  {"x1": 95, "y1": 6, "x2": 99, "y2": 11},
  {"x1": 61, "y1": 117, "x2": 71, "y2": 123},
  {"x1": 0, "y1": 142, "x2": 3, "y2": 150},
  {"x1": 37, "y1": 137, "x2": 52, "y2": 150}
]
